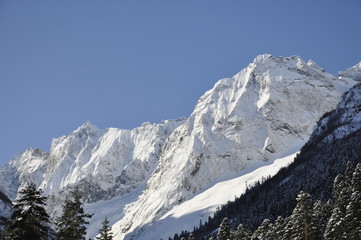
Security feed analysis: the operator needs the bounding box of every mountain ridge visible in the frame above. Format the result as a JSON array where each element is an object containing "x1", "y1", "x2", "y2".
[
  {"x1": 113, "y1": 55, "x2": 359, "y2": 240},
  {"x1": 0, "y1": 55, "x2": 360, "y2": 239},
  {"x1": 176, "y1": 82, "x2": 361, "y2": 240}
]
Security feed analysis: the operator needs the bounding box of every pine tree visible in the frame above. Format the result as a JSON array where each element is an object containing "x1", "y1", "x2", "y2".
[
  {"x1": 323, "y1": 172, "x2": 350, "y2": 239},
  {"x1": 311, "y1": 200, "x2": 331, "y2": 239},
  {"x1": 95, "y1": 217, "x2": 113, "y2": 240},
  {"x1": 252, "y1": 219, "x2": 274, "y2": 240},
  {"x1": 324, "y1": 207, "x2": 346, "y2": 240},
  {"x1": 289, "y1": 191, "x2": 316, "y2": 240},
  {"x1": 272, "y1": 216, "x2": 285, "y2": 239},
  {"x1": 332, "y1": 174, "x2": 350, "y2": 214},
  {"x1": 231, "y1": 223, "x2": 251, "y2": 240},
  {"x1": 344, "y1": 161, "x2": 354, "y2": 185},
  {"x1": 344, "y1": 163, "x2": 361, "y2": 240},
  {"x1": 280, "y1": 216, "x2": 293, "y2": 240},
  {"x1": 5, "y1": 182, "x2": 51, "y2": 240},
  {"x1": 55, "y1": 188, "x2": 92, "y2": 240},
  {"x1": 217, "y1": 217, "x2": 230, "y2": 240}
]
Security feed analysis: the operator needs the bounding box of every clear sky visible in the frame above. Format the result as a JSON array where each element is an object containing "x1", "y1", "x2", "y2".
[{"x1": 0, "y1": 0, "x2": 360, "y2": 166}]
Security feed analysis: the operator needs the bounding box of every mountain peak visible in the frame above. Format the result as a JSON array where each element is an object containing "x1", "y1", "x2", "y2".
[
  {"x1": 78, "y1": 120, "x2": 100, "y2": 132},
  {"x1": 245, "y1": 55, "x2": 330, "y2": 80},
  {"x1": 251, "y1": 54, "x2": 303, "y2": 67},
  {"x1": 116, "y1": 55, "x2": 347, "y2": 240},
  {"x1": 339, "y1": 61, "x2": 361, "y2": 81},
  {"x1": 1, "y1": 55, "x2": 359, "y2": 240},
  {"x1": 252, "y1": 54, "x2": 272, "y2": 64}
]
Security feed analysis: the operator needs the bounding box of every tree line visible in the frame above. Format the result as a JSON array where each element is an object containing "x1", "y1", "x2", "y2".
[
  {"x1": 0, "y1": 183, "x2": 113, "y2": 240},
  {"x1": 174, "y1": 162, "x2": 361, "y2": 240},
  {"x1": 171, "y1": 128, "x2": 361, "y2": 240}
]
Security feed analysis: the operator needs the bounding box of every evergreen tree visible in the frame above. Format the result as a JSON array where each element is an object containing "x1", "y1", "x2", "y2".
[
  {"x1": 344, "y1": 161, "x2": 354, "y2": 185},
  {"x1": 95, "y1": 217, "x2": 113, "y2": 240},
  {"x1": 280, "y1": 216, "x2": 293, "y2": 240},
  {"x1": 252, "y1": 219, "x2": 274, "y2": 240},
  {"x1": 55, "y1": 188, "x2": 92, "y2": 240},
  {"x1": 217, "y1": 217, "x2": 230, "y2": 240},
  {"x1": 344, "y1": 163, "x2": 361, "y2": 240},
  {"x1": 324, "y1": 207, "x2": 347, "y2": 239},
  {"x1": 324, "y1": 172, "x2": 350, "y2": 239},
  {"x1": 332, "y1": 174, "x2": 350, "y2": 214},
  {"x1": 231, "y1": 223, "x2": 251, "y2": 240},
  {"x1": 272, "y1": 216, "x2": 285, "y2": 239},
  {"x1": 4, "y1": 182, "x2": 51, "y2": 240},
  {"x1": 311, "y1": 200, "x2": 331, "y2": 239},
  {"x1": 289, "y1": 191, "x2": 316, "y2": 240}
]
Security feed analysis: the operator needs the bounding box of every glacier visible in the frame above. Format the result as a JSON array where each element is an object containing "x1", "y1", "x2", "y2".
[{"x1": 0, "y1": 54, "x2": 360, "y2": 240}]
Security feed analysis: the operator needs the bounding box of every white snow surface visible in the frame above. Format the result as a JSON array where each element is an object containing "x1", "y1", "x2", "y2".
[
  {"x1": 333, "y1": 61, "x2": 361, "y2": 92},
  {"x1": 139, "y1": 150, "x2": 300, "y2": 240},
  {"x1": 112, "y1": 55, "x2": 353, "y2": 240},
  {"x1": 338, "y1": 61, "x2": 361, "y2": 82},
  {"x1": 0, "y1": 54, "x2": 359, "y2": 240},
  {"x1": 310, "y1": 83, "x2": 361, "y2": 142}
]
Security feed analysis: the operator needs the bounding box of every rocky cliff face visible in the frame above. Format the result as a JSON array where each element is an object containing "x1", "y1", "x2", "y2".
[
  {"x1": 0, "y1": 119, "x2": 185, "y2": 227},
  {"x1": 0, "y1": 55, "x2": 359, "y2": 240},
  {"x1": 309, "y1": 82, "x2": 361, "y2": 144},
  {"x1": 114, "y1": 55, "x2": 357, "y2": 240}
]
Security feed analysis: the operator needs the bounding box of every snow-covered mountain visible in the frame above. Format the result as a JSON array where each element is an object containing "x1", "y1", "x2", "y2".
[
  {"x1": 177, "y1": 81, "x2": 361, "y2": 240},
  {"x1": 309, "y1": 82, "x2": 361, "y2": 144},
  {"x1": 339, "y1": 61, "x2": 361, "y2": 82},
  {"x1": 0, "y1": 119, "x2": 185, "y2": 229},
  {"x1": 0, "y1": 55, "x2": 359, "y2": 239},
  {"x1": 112, "y1": 55, "x2": 359, "y2": 240}
]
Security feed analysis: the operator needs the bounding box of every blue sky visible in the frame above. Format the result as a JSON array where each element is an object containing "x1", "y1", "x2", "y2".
[{"x1": 0, "y1": 0, "x2": 360, "y2": 165}]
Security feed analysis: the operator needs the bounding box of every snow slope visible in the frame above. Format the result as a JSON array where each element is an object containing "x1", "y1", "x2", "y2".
[
  {"x1": 339, "y1": 61, "x2": 361, "y2": 82},
  {"x1": 0, "y1": 119, "x2": 185, "y2": 225},
  {"x1": 0, "y1": 55, "x2": 359, "y2": 239},
  {"x1": 113, "y1": 55, "x2": 355, "y2": 240},
  {"x1": 309, "y1": 82, "x2": 361, "y2": 143},
  {"x1": 118, "y1": 149, "x2": 300, "y2": 240}
]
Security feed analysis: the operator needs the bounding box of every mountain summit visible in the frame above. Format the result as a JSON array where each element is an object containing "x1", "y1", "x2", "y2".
[
  {"x1": 113, "y1": 55, "x2": 354, "y2": 240},
  {"x1": 0, "y1": 55, "x2": 359, "y2": 239}
]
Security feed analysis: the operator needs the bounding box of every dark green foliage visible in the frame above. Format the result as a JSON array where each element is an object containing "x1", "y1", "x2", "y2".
[
  {"x1": 311, "y1": 200, "x2": 332, "y2": 239},
  {"x1": 95, "y1": 217, "x2": 113, "y2": 240},
  {"x1": 182, "y1": 164, "x2": 359, "y2": 240},
  {"x1": 55, "y1": 188, "x2": 93, "y2": 240},
  {"x1": 288, "y1": 191, "x2": 315, "y2": 240},
  {"x1": 323, "y1": 163, "x2": 361, "y2": 240},
  {"x1": 185, "y1": 130, "x2": 352, "y2": 239},
  {"x1": 344, "y1": 163, "x2": 361, "y2": 239},
  {"x1": 252, "y1": 218, "x2": 274, "y2": 240},
  {"x1": 231, "y1": 224, "x2": 251, "y2": 240},
  {"x1": 4, "y1": 182, "x2": 51, "y2": 240},
  {"x1": 217, "y1": 217, "x2": 230, "y2": 240},
  {"x1": 324, "y1": 207, "x2": 346, "y2": 239}
]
